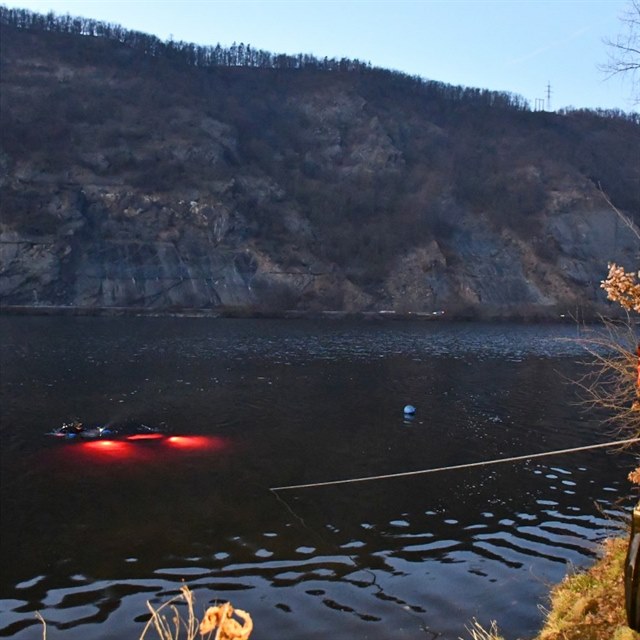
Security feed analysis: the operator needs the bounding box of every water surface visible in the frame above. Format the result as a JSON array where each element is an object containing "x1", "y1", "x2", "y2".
[{"x1": 0, "y1": 317, "x2": 634, "y2": 639}]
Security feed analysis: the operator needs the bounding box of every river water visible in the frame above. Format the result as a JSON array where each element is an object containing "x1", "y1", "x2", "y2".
[{"x1": 0, "y1": 317, "x2": 635, "y2": 639}]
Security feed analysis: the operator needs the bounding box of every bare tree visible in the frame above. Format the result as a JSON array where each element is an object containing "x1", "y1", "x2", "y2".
[{"x1": 602, "y1": 0, "x2": 640, "y2": 102}]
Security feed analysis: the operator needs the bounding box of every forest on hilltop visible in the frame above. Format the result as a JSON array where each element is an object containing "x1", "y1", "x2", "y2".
[{"x1": 1, "y1": 7, "x2": 639, "y2": 316}]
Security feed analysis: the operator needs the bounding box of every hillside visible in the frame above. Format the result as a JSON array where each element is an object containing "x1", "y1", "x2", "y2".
[{"x1": 1, "y1": 9, "x2": 639, "y2": 317}]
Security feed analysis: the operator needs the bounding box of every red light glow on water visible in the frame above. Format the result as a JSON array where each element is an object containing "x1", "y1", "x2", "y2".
[
  {"x1": 165, "y1": 435, "x2": 225, "y2": 451},
  {"x1": 48, "y1": 435, "x2": 229, "y2": 467},
  {"x1": 79, "y1": 439, "x2": 141, "y2": 461}
]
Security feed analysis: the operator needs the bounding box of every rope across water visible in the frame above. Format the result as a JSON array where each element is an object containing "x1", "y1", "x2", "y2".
[{"x1": 270, "y1": 436, "x2": 640, "y2": 492}]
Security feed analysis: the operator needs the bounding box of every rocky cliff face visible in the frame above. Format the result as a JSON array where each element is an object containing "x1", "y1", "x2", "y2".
[{"x1": 1, "y1": 23, "x2": 639, "y2": 317}]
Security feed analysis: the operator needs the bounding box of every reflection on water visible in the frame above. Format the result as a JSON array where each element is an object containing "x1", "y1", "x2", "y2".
[
  {"x1": 0, "y1": 317, "x2": 635, "y2": 639},
  {"x1": 48, "y1": 435, "x2": 229, "y2": 466}
]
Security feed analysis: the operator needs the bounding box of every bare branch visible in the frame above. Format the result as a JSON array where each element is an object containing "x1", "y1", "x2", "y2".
[
  {"x1": 572, "y1": 318, "x2": 640, "y2": 445},
  {"x1": 597, "y1": 184, "x2": 640, "y2": 242},
  {"x1": 601, "y1": 0, "x2": 640, "y2": 102}
]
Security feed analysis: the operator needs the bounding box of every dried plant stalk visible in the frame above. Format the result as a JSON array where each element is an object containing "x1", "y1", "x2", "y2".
[
  {"x1": 138, "y1": 587, "x2": 252, "y2": 640},
  {"x1": 464, "y1": 618, "x2": 503, "y2": 640},
  {"x1": 140, "y1": 585, "x2": 200, "y2": 640},
  {"x1": 35, "y1": 612, "x2": 47, "y2": 640}
]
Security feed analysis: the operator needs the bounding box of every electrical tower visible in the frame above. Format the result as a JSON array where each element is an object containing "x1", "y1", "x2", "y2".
[{"x1": 534, "y1": 84, "x2": 552, "y2": 111}]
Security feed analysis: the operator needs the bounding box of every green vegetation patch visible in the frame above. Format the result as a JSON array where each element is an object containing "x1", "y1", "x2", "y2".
[
  {"x1": 469, "y1": 537, "x2": 639, "y2": 640},
  {"x1": 536, "y1": 537, "x2": 637, "y2": 640}
]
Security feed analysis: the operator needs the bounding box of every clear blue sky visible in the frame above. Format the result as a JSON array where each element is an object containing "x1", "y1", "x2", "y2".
[{"x1": 4, "y1": 0, "x2": 636, "y2": 111}]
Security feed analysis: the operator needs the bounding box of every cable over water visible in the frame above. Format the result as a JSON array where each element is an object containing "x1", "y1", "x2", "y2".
[{"x1": 270, "y1": 436, "x2": 640, "y2": 492}]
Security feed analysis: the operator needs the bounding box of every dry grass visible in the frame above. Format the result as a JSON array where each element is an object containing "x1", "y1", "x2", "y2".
[
  {"x1": 139, "y1": 585, "x2": 199, "y2": 640},
  {"x1": 138, "y1": 585, "x2": 253, "y2": 640},
  {"x1": 536, "y1": 537, "x2": 637, "y2": 640},
  {"x1": 35, "y1": 612, "x2": 46, "y2": 640},
  {"x1": 35, "y1": 585, "x2": 253, "y2": 640},
  {"x1": 466, "y1": 536, "x2": 639, "y2": 640},
  {"x1": 464, "y1": 618, "x2": 504, "y2": 640}
]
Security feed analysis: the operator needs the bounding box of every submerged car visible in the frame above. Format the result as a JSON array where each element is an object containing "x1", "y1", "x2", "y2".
[{"x1": 48, "y1": 421, "x2": 167, "y2": 440}]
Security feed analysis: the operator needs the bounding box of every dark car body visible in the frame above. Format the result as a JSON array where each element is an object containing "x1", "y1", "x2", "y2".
[{"x1": 626, "y1": 501, "x2": 640, "y2": 630}]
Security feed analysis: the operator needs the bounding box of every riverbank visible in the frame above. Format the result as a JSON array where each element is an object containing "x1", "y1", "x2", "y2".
[
  {"x1": 535, "y1": 536, "x2": 635, "y2": 640},
  {"x1": 473, "y1": 536, "x2": 638, "y2": 640}
]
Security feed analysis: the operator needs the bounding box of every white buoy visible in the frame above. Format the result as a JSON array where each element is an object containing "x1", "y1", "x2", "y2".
[{"x1": 403, "y1": 404, "x2": 416, "y2": 415}]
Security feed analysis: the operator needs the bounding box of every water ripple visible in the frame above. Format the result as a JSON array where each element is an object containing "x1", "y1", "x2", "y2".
[{"x1": 0, "y1": 317, "x2": 634, "y2": 640}]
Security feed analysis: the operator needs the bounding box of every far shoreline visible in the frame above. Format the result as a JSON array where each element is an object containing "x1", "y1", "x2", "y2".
[{"x1": 0, "y1": 304, "x2": 625, "y2": 323}]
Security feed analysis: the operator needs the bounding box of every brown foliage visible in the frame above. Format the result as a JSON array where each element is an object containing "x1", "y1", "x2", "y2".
[
  {"x1": 199, "y1": 603, "x2": 253, "y2": 640},
  {"x1": 602, "y1": 263, "x2": 640, "y2": 313}
]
